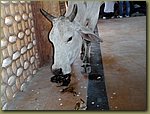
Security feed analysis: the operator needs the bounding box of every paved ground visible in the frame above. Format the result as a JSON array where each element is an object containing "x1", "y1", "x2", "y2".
[
  {"x1": 99, "y1": 16, "x2": 146, "y2": 110},
  {"x1": 7, "y1": 58, "x2": 88, "y2": 110},
  {"x1": 7, "y1": 16, "x2": 146, "y2": 110}
]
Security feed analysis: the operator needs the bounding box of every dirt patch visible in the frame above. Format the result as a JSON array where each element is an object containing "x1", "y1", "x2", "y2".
[
  {"x1": 116, "y1": 67, "x2": 128, "y2": 73},
  {"x1": 102, "y1": 54, "x2": 128, "y2": 73},
  {"x1": 102, "y1": 55, "x2": 117, "y2": 65}
]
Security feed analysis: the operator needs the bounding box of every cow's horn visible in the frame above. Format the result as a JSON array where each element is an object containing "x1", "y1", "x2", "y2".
[
  {"x1": 40, "y1": 9, "x2": 56, "y2": 22},
  {"x1": 67, "y1": 4, "x2": 77, "y2": 22}
]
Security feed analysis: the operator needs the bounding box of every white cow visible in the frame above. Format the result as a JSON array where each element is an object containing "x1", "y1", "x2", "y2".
[{"x1": 40, "y1": 1, "x2": 103, "y2": 86}]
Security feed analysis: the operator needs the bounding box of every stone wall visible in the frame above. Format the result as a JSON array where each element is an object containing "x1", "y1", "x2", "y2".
[{"x1": 1, "y1": 1, "x2": 39, "y2": 110}]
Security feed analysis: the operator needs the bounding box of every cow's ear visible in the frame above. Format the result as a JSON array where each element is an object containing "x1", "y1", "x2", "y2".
[{"x1": 79, "y1": 26, "x2": 103, "y2": 43}]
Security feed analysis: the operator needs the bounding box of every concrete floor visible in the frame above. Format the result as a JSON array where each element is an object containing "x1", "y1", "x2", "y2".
[
  {"x1": 99, "y1": 16, "x2": 146, "y2": 110},
  {"x1": 7, "y1": 58, "x2": 88, "y2": 110},
  {"x1": 7, "y1": 16, "x2": 146, "y2": 110}
]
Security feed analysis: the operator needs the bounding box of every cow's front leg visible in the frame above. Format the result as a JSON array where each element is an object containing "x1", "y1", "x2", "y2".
[
  {"x1": 84, "y1": 40, "x2": 91, "y2": 65},
  {"x1": 80, "y1": 41, "x2": 85, "y2": 60},
  {"x1": 81, "y1": 40, "x2": 91, "y2": 70}
]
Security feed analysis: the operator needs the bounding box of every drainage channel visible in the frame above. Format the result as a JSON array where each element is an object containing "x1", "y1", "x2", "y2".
[{"x1": 86, "y1": 41, "x2": 109, "y2": 111}]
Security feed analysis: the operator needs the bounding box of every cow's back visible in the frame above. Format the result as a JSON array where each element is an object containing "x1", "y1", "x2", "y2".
[{"x1": 65, "y1": 1, "x2": 102, "y2": 32}]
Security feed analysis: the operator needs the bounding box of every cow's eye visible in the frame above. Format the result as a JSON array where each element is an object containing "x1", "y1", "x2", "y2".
[{"x1": 67, "y1": 37, "x2": 72, "y2": 42}]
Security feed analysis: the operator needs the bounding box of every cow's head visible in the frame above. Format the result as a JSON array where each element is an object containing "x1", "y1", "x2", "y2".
[{"x1": 40, "y1": 5, "x2": 102, "y2": 77}]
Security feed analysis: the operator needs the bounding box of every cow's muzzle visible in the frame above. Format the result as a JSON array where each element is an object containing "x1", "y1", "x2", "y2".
[
  {"x1": 51, "y1": 68, "x2": 71, "y2": 86},
  {"x1": 52, "y1": 68, "x2": 63, "y2": 76}
]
